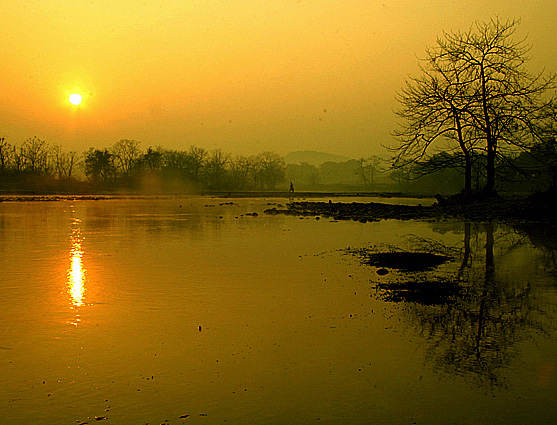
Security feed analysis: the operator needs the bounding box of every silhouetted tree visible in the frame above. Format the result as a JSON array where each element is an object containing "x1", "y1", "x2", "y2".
[
  {"x1": 163, "y1": 149, "x2": 189, "y2": 171},
  {"x1": 389, "y1": 166, "x2": 413, "y2": 192},
  {"x1": 439, "y1": 18, "x2": 554, "y2": 194},
  {"x1": 253, "y1": 151, "x2": 285, "y2": 189},
  {"x1": 522, "y1": 104, "x2": 557, "y2": 189},
  {"x1": 142, "y1": 146, "x2": 164, "y2": 171},
  {"x1": 51, "y1": 145, "x2": 79, "y2": 180},
  {"x1": 356, "y1": 157, "x2": 370, "y2": 187},
  {"x1": 229, "y1": 155, "x2": 253, "y2": 189},
  {"x1": 204, "y1": 148, "x2": 229, "y2": 189},
  {"x1": 11, "y1": 144, "x2": 25, "y2": 173},
  {"x1": 318, "y1": 160, "x2": 360, "y2": 186},
  {"x1": 392, "y1": 17, "x2": 555, "y2": 196},
  {"x1": 286, "y1": 161, "x2": 320, "y2": 188},
  {"x1": 112, "y1": 139, "x2": 142, "y2": 179},
  {"x1": 392, "y1": 52, "x2": 476, "y2": 194},
  {"x1": 0, "y1": 137, "x2": 10, "y2": 172},
  {"x1": 22, "y1": 136, "x2": 48, "y2": 173},
  {"x1": 84, "y1": 148, "x2": 115, "y2": 183},
  {"x1": 356, "y1": 156, "x2": 384, "y2": 189},
  {"x1": 187, "y1": 145, "x2": 207, "y2": 182}
]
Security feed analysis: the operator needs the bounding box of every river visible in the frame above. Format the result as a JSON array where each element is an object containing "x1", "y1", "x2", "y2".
[{"x1": 0, "y1": 196, "x2": 556, "y2": 424}]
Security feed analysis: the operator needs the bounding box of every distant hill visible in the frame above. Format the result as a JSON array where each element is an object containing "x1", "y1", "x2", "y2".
[{"x1": 284, "y1": 151, "x2": 351, "y2": 166}]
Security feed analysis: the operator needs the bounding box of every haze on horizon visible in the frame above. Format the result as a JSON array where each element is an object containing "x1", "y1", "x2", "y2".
[{"x1": 1, "y1": 0, "x2": 556, "y2": 159}]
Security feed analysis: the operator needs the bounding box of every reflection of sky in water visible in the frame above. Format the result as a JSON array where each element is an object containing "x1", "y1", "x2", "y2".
[
  {"x1": 0, "y1": 199, "x2": 556, "y2": 424},
  {"x1": 67, "y1": 219, "x2": 85, "y2": 325}
]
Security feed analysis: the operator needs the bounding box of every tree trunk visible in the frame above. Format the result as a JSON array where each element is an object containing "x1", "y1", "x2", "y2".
[
  {"x1": 453, "y1": 108, "x2": 472, "y2": 195},
  {"x1": 485, "y1": 143, "x2": 496, "y2": 195},
  {"x1": 480, "y1": 65, "x2": 496, "y2": 195},
  {"x1": 464, "y1": 153, "x2": 472, "y2": 195}
]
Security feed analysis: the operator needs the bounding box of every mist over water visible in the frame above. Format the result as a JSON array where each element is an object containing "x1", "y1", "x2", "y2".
[{"x1": 0, "y1": 197, "x2": 556, "y2": 424}]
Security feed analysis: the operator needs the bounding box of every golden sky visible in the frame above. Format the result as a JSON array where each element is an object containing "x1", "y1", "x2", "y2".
[{"x1": 1, "y1": 0, "x2": 556, "y2": 158}]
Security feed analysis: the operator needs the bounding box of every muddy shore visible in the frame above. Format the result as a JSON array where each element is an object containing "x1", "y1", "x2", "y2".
[
  {"x1": 1, "y1": 192, "x2": 554, "y2": 223},
  {"x1": 0, "y1": 191, "x2": 412, "y2": 203},
  {"x1": 264, "y1": 197, "x2": 557, "y2": 223}
]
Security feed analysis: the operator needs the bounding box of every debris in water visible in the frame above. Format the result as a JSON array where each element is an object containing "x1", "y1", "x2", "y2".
[
  {"x1": 347, "y1": 248, "x2": 453, "y2": 272},
  {"x1": 374, "y1": 278, "x2": 461, "y2": 305}
]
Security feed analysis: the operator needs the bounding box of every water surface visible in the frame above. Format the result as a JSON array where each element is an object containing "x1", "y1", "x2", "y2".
[{"x1": 0, "y1": 197, "x2": 556, "y2": 424}]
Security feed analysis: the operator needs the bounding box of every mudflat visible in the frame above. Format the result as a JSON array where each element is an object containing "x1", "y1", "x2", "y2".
[{"x1": 265, "y1": 196, "x2": 557, "y2": 223}]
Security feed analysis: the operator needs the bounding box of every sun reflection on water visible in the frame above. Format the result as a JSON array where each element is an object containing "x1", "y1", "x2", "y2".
[{"x1": 67, "y1": 225, "x2": 86, "y2": 325}]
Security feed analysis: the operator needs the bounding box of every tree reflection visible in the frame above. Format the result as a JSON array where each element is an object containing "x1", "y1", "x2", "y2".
[
  {"x1": 421, "y1": 224, "x2": 527, "y2": 389},
  {"x1": 458, "y1": 221, "x2": 472, "y2": 274},
  {"x1": 375, "y1": 223, "x2": 551, "y2": 391},
  {"x1": 515, "y1": 224, "x2": 557, "y2": 278}
]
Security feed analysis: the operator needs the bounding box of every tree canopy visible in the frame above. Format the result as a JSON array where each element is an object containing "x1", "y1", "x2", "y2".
[{"x1": 392, "y1": 17, "x2": 555, "y2": 196}]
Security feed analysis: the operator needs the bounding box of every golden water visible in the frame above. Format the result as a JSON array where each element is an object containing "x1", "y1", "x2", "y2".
[{"x1": 0, "y1": 197, "x2": 555, "y2": 424}]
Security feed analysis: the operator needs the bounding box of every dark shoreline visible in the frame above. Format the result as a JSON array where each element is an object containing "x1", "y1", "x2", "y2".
[
  {"x1": 0, "y1": 191, "x2": 426, "y2": 203},
  {"x1": 264, "y1": 198, "x2": 557, "y2": 224},
  {"x1": 0, "y1": 192, "x2": 554, "y2": 223}
]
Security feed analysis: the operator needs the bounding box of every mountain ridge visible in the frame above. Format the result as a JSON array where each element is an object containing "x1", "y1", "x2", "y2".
[{"x1": 284, "y1": 150, "x2": 352, "y2": 166}]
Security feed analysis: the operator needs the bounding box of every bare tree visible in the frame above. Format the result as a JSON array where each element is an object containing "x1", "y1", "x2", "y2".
[
  {"x1": 112, "y1": 139, "x2": 142, "y2": 178},
  {"x1": 0, "y1": 137, "x2": 10, "y2": 172},
  {"x1": 356, "y1": 156, "x2": 384, "y2": 189},
  {"x1": 392, "y1": 49, "x2": 478, "y2": 194},
  {"x1": 356, "y1": 158, "x2": 370, "y2": 187},
  {"x1": 229, "y1": 155, "x2": 253, "y2": 189},
  {"x1": 204, "y1": 148, "x2": 229, "y2": 189},
  {"x1": 22, "y1": 136, "x2": 49, "y2": 173},
  {"x1": 11, "y1": 144, "x2": 25, "y2": 172},
  {"x1": 163, "y1": 149, "x2": 189, "y2": 171},
  {"x1": 51, "y1": 145, "x2": 79, "y2": 180},
  {"x1": 252, "y1": 151, "x2": 285, "y2": 190},
  {"x1": 187, "y1": 145, "x2": 207, "y2": 182},
  {"x1": 392, "y1": 17, "x2": 555, "y2": 196},
  {"x1": 142, "y1": 146, "x2": 164, "y2": 171},
  {"x1": 438, "y1": 18, "x2": 555, "y2": 194}
]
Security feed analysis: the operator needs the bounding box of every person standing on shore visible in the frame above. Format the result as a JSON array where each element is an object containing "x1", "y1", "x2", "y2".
[{"x1": 289, "y1": 182, "x2": 295, "y2": 199}]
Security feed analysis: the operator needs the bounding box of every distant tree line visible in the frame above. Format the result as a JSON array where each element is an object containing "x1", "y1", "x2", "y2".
[
  {"x1": 286, "y1": 156, "x2": 390, "y2": 191},
  {"x1": 0, "y1": 136, "x2": 80, "y2": 193},
  {"x1": 2, "y1": 131, "x2": 555, "y2": 196},
  {"x1": 0, "y1": 137, "x2": 286, "y2": 193}
]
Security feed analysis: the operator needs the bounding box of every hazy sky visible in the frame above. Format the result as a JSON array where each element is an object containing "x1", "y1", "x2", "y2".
[{"x1": 1, "y1": 0, "x2": 556, "y2": 158}]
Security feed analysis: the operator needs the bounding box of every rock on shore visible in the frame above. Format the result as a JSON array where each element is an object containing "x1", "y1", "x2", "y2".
[{"x1": 264, "y1": 197, "x2": 556, "y2": 223}]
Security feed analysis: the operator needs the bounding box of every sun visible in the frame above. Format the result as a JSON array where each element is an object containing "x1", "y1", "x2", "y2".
[{"x1": 69, "y1": 93, "x2": 82, "y2": 106}]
